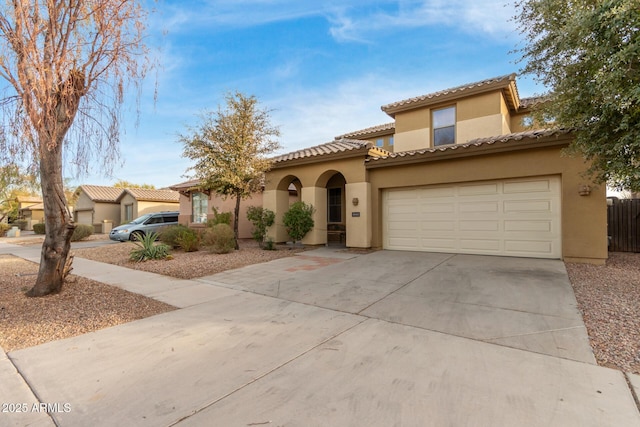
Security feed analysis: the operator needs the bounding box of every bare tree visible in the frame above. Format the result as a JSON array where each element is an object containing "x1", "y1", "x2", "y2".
[{"x1": 0, "y1": 1, "x2": 151, "y2": 296}]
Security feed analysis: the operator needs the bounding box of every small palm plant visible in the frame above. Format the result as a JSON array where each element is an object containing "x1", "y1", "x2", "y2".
[{"x1": 129, "y1": 232, "x2": 171, "y2": 262}]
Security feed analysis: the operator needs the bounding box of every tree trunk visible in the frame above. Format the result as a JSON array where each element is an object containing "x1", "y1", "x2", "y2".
[
  {"x1": 26, "y1": 139, "x2": 75, "y2": 297},
  {"x1": 233, "y1": 192, "x2": 241, "y2": 250}
]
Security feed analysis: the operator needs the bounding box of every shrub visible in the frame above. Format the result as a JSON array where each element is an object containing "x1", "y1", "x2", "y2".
[
  {"x1": 176, "y1": 229, "x2": 200, "y2": 252},
  {"x1": 0, "y1": 223, "x2": 9, "y2": 237},
  {"x1": 71, "y1": 224, "x2": 93, "y2": 242},
  {"x1": 246, "y1": 206, "x2": 275, "y2": 248},
  {"x1": 13, "y1": 219, "x2": 27, "y2": 230},
  {"x1": 160, "y1": 224, "x2": 189, "y2": 248},
  {"x1": 263, "y1": 237, "x2": 275, "y2": 251},
  {"x1": 283, "y1": 201, "x2": 315, "y2": 243},
  {"x1": 207, "y1": 207, "x2": 232, "y2": 226},
  {"x1": 129, "y1": 232, "x2": 171, "y2": 262},
  {"x1": 32, "y1": 223, "x2": 46, "y2": 234},
  {"x1": 202, "y1": 223, "x2": 236, "y2": 254}
]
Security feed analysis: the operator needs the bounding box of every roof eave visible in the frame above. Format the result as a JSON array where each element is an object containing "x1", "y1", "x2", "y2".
[
  {"x1": 365, "y1": 133, "x2": 572, "y2": 169},
  {"x1": 271, "y1": 147, "x2": 372, "y2": 169},
  {"x1": 382, "y1": 76, "x2": 517, "y2": 118}
]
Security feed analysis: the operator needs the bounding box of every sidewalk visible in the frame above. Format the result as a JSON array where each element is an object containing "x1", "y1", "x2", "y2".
[{"x1": 1, "y1": 240, "x2": 639, "y2": 426}]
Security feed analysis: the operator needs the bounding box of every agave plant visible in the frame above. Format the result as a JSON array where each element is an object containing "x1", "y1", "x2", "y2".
[{"x1": 129, "y1": 232, "x2": 171, "y2": 262}]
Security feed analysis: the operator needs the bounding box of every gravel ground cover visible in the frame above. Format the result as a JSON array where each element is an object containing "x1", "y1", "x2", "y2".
[
  {"x1": 0, "y1": 255, "x2": 176, "y2": 352},
  {"x1": 71, "y1": 239, "x2": 304, "y2": 279},
  {"x1": 566, "y1": 252, "x2": 640, "y2": 374}
]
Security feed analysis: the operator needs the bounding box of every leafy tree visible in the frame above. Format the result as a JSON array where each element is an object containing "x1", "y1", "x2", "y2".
[
  {"x1": 0, "y1": 165, "x2": 40, "y2": 222},
  {"x1": 283, "y1": 202, "x2": 315, "y2": 243},
  {"x1": 180, "y1": 92, "x2": 281, "y2": 249},
  {"x1": 514, "y1": 0, "x2": 640, "y2": 190},
  {"x1": 113, "y1": 180, "x2": 156, "y2": 189},
  {"x1": 0, "y1": 1, "x2": 151, "y2": 296}
]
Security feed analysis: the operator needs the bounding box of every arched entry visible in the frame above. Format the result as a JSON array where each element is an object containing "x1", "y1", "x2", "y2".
[{"x1": 325, "y1": 173, "x2": 347, "y2": 246}]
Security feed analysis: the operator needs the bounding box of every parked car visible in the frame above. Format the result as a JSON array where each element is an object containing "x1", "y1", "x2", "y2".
[{"x1": 109, "y1": 211, "x2": 179, "y2": 242}]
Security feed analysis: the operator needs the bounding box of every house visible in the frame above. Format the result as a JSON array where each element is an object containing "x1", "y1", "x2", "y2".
[
  {"x1": 15, "y1": 196, "x2": 44, "y2": 230},
  {"x1": 264, "y1": 74, "x2": 607, "y2": 264},
  {"x1": 169, "y1": 179, "x2": 266, "y2": 239},
  {"x1": 73, "y1": 185, "x2": 180, "y2": 233},
  {"x1": 116, "y1": 188, "x2": 179, "y2": 224},
  {"x1": 73, "y1": 185, "x2": 123, "y2": 231}
]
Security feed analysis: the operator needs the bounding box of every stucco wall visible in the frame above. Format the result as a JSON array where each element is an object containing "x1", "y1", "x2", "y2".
[
  {"x1": 367, "y1": 143, "x2": 607, "y2": 264},
  {"x1": 177, "y1": 191, "x2": 263, "y2": 239},
  {"x1": 136, "y1": 201, "x2": 179, "y2": 217}
]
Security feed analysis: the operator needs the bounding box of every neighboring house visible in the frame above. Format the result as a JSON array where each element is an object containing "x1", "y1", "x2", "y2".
[
  {"x1": 15, "y1": 196, "x2": 44, "y2": 230},
  {"x1": 73, "y1": 185, "x2": 122, "y2": 231},
  {"x1": 73, "y1": 185, "x2": 180, "y2": 233},
  {"x1": 117, "y1": 188, "x2": 179, "y2": 224},
  {"x1": 169, "y1": 179, "x2": 266, "y2": 239},
  {"x1": 264, "y1": 74, "x2": 607, "y2": 264}
]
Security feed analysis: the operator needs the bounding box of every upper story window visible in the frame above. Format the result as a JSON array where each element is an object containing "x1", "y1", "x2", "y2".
[
  {"x1": 389, "y1": 136, "x2": 394, "y2": 146},
  {"x1": 375, "y1": 138, "x2": 384, "y2": 147},
  {"x1": 433, "y1": 106, "x2": 456, "y2": 146}
]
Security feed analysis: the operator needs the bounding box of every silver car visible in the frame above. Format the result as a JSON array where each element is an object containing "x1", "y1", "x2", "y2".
[{"x1": 109, "y1": 211, "x2": 179, "y2": 242}]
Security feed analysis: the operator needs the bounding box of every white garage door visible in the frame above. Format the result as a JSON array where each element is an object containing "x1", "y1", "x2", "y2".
[{"x1": 383, "y1": 176, "x2": 561, "y2": 258}]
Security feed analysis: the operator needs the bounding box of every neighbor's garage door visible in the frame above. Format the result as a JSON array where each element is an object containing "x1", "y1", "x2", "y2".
[
  {"x1": 76, "y1": 210, "x2": 93, "y2": 226},
  {"x1": 383, "y1": 176, "x2": 561, "y2": 259}
]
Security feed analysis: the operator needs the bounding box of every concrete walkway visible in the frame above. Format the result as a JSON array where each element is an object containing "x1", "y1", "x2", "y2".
[{"x1": 1, "y1": 241, "x2": 639, "y2": 426}]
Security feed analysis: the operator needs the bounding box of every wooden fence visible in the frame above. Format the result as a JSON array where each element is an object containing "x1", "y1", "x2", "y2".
[{"x1": 607, "y1": 198, "x2": 640, "y2": 252}]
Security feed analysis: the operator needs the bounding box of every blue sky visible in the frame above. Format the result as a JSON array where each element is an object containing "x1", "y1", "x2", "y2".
[{"x1": 76, "y1": 0, "x2": 546, "y2": 189}]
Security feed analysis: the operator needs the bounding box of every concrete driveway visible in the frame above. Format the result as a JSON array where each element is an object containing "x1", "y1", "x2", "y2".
[{"x1": 3, "y1": 246, "x2": 640, "y2": 426}]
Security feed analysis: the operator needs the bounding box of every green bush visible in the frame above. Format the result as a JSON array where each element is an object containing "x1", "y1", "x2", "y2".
[
  {"x1": 13, "y1": 220, "x2": 27, "y2": 230},
  {"x1": 246, "y1": 206, "x2": 275, "y2": 248},
  {"x1": 202, "y1": 223, "x2": 236, "y2": 254},
  {"x1": 283, "y1": 201, "x2": 315, "y2": 243},
  {"x1": 32, "y1": 223, "x2": 46, "y2": 234},
  {"x1": 160, "y1": 224, "x2": 189, "y2": 248},
  {"x1": 207, "y1": 207, "x2": 232, "y2": 226},
  {"x1": 263, "y1": 237, "x2": 275, "y2": 251},
  {"x1": 0, "y1": 223, "x2": 9, "y2": 237},
  {"x1": 129, "y1": 232, "x2": 171, "y2": 262},
  {"x1": 71, "y1": 224, "x2": 93, "y2": 241},
  {"x1": 176, "y1": 229, "x2": 200, "y2": 252}
]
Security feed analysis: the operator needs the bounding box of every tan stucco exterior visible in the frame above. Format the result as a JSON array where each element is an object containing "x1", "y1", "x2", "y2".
[
  {"x1": 176, "y1": 191, "x2": 264, "y2": 239},
  {"x1": 366, "y1": 138, "x2": 607, "y2": 264},
  {"x1": 74, "y1": 191, "x2": 121, "y2": 230},
  {"x1": 262, "y1": 75, "x2": 607, "y2": 264},
  {"x1": 119, "y1": 193, "x2": 179, "y2": 223}
]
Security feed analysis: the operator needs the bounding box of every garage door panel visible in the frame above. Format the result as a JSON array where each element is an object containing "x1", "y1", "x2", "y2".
[
  {"x1": 383, "y1": 176, "x2": 561, "y2": 259},
  {"x1": 504, "y1": 220, "x2": 552, "y2": 232},
  {"x1": 459, "y1": 220, "x2": 499, "y2": 232},
  {"x1": 504, "y1": 199, "x2": 554, "y2": 213},
  {"x1": 503, "y1": 179, "x2": 552, "y2": 194},
  {"x1": 505, "y1": 240, "x2": 554, "y2": 255},
  {"x1": 458, "y1": 183, "x2": 499, "y2": 196}
]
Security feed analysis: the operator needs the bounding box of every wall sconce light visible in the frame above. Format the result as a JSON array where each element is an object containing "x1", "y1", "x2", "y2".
[
  {"x1": 578, "y1": 184, "x2": 591, "y2": 196},
  {"x1": 352, "y1": 197, "x2": 359, "y2": 206}
]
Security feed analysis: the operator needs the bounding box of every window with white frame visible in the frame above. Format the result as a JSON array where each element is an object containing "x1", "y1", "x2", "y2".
[
  {"x1": 192, "y1": 192, "x2": 208, "y2": 223},
  {"x1": 125, "y1": 204, "x2": 133, "y2": 222},
  {"x1": 433, "y1": 106, "x2": 456, "y2": 146},
  {"x1": 375, "y1": 138, "x2": 384, "y2": 147}
]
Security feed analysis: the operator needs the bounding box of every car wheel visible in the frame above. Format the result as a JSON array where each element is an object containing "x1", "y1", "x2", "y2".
[{"x1": 130, "y1": 231, "x2": 144, "y2": 241}]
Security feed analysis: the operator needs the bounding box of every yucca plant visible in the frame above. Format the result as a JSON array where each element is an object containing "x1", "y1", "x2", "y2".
[{"x1": 129, "y1": 232, "x2": 171, "y2": 262}]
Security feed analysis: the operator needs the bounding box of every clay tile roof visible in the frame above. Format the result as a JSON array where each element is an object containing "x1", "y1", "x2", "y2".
[
  {"x1": 273, "y1": 139, "x2": 373, "y2": 164},
  {"x1": 169, "y1": 179, "x2": 202, "y2": 191},
  {"x1": 519, "y1": 95, "x2": 550, "y2": 109},
  {"x1": 334, "y1": 122, "x2": 396, "y2": 140},
  {"x1": 381, "y1": 74, "x2": 519, "y2": 116},
  {"x1": 121, "y1": 188, "x2": 179, "y2": 203},
  {"x1": 366, "y1": 129, "x2": 572, "y2": 163},
  {"x1": 78, "y1": 185, "x2": 123, "y2": 203}
]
